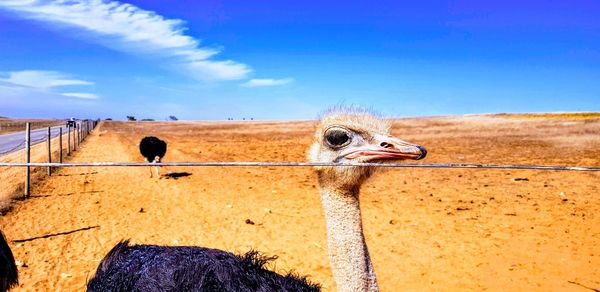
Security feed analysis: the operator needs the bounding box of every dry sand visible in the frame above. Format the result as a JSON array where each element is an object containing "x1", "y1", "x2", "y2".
[{"x1": 0, "y1": 115, "x2": 599, "y2": 291}]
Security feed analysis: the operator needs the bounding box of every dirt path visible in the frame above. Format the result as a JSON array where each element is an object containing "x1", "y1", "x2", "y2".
[{"x1": 1, "y1": 116, "x2": 599, "y2": 291}]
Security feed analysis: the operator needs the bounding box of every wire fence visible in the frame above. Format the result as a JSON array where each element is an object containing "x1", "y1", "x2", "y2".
[
  {"x1": 1, "y1": 161, "x2": 599, "y2": 171},
  {"x1": 0, "y1": 126, "x2": 67, "y2": 156},
  {"x1": 0, "y1": 120, "x2": 98, "y2": 198},
  {"x1": 1, "y1": 119, "x2": 599, "y2": 202},
  {"x1": 0, "y1": 140, "x2": 26, "y2": 156}
]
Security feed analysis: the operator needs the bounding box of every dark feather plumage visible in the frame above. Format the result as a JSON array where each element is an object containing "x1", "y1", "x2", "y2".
[
  {"x1": 139, "y1": 136, "x2": 167, "y2": 161},
  {"x1": 87, "y1": 240, "x2": 320, "y2": 292},
  {"x1": 0, "y1": 231, "x2": 18, "y2": 292}
]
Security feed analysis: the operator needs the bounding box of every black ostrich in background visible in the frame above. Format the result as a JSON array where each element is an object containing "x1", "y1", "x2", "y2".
[
  {"x1": 139, "y1": 136, "x2": 167, "y2": 178},
  {"x1": 0, "y1": 231, "x2": 18, "y2": 292}
]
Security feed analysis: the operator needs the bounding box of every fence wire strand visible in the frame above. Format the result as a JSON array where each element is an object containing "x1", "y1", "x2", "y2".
[
  {"x1": 0, "y1": 140, "x2": 26, "y2": 156},
  {"x1": 0, "y1": 126, "x2": 66, "y2": 156},
  {"x1": 0, "y1": 162, "x2": 599, "y2": 171}
]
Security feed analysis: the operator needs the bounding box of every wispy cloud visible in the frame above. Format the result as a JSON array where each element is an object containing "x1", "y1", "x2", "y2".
[
  {"x1": 0, "y1": 0, "x2": 251, "y2": 81},
  {"x1": 0, "y1": 70, "x2": 93, "y2": 89},
  {"x1": 241, "y1": 78, "x2": 294, "y2": 87},
  {"x1": 0, "y1": 70, "x2": 99, "y2": 99},
  {"x1": 61, "y1": 92, "x2": 99, "y2": 99}
]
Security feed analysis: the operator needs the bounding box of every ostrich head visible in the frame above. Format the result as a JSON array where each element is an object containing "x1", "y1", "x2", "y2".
[{"x1": 308, "y1": 108, "x2": 426, "y2": 189}]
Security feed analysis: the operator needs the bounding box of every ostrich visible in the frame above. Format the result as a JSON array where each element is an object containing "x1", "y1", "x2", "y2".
[
  {"x1": 0, "y1": 231, "x2": 18, "y2": 292},
  {"x1": 88, "y1": 109, "x2": 426, "y2": 291},
  {"x1": 139, "y1": 136, "x2": 167, "y2": 178}
]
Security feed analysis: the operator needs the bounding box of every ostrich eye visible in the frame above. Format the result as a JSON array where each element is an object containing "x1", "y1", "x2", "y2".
[{"x1": 325, "y1": 128, "x2": 351, "y2": 148}]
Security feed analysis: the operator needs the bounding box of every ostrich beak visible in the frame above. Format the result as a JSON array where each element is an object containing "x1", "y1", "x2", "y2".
[{"x1": 342, "y1": 135, "x2": 427, "y2": 161}]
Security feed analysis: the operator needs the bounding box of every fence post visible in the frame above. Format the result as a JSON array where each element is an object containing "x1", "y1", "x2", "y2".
[
  {"x1": 67, "y1": 125, "x2": 71, "y2": 155},
  {"x1": 59, "y1": 127, "x2": 63, "y2": 164},
  {"x1": 47, "y1": 127, "x2": 51, "y2": 176},
  {"x1": 25, "y1": 123, "x2": 31, "y2": 197}
]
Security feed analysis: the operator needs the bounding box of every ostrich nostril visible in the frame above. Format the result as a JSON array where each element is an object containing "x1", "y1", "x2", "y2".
[{"x1": 380, "y1": 142, "x2": 394, "y2": 149}]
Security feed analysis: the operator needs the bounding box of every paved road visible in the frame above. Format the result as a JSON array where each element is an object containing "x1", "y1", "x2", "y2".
[{"x1": 0, "y1": 125, "x2": 72, "y2": 156}]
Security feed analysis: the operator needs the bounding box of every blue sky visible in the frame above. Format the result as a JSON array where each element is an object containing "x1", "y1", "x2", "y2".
[{"x1": 0, "y1": 0, "x2": 598, "y2": 120}]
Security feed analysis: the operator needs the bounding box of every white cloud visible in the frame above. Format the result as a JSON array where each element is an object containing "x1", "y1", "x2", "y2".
[
  {"x1": 62, "y1": 92, "x2": 99, "y2": 99},
  {"x1": 0, "y1": 70, "x2": 99, "y2": 100},
  {"x1": 241, "y1": 78, "x2": 294, "y2": 87},
  {"x1": 0, "y1": 0, "x2": 251, "y2": 81},
  {"x1": 0, "y1": 70, "x2": 93, "y2": 89}
]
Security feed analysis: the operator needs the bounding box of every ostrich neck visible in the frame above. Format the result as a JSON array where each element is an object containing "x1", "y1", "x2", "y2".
[{"x1": 319, "y1": 182, "x2": 379, "y2": 292}]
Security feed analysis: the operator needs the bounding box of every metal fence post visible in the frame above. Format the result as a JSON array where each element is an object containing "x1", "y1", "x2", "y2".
[
  {"x1": 25, "y1": 123, "x2": 31, "y2": 197},
  {"x1": 47, "y1": 127, "x2": 51, "y2": 176}
]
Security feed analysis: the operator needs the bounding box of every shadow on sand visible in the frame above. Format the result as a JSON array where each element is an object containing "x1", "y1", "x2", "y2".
[
  {"x1": 163, "y1": 172, "x2": 192, "y2": 180},
  {"x1": 12, "y1": 225, "x2": 100, "y2": 243}
]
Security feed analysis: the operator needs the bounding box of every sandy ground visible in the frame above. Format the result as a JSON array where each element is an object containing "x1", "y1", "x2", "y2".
[{"x1": 0, "y1": 115, "x2": 599, "y2": 291}]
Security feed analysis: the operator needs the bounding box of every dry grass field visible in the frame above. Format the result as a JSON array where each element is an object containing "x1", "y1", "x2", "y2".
[
  {"x1": 0, "y1": 114, "x2": 599, "y2": 291},
  {"x1": 0, "y1": 118, "x2": 62, "y2": 135}
]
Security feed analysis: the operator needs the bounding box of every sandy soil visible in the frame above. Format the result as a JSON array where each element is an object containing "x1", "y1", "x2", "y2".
[{"x1": 0, "y1": 115, "x2": 599, "y2": 291}]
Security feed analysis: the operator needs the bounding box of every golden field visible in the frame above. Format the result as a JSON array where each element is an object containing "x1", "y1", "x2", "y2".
[{"x1": 0, "y1": 114, "x2": 599, "y2": 291}]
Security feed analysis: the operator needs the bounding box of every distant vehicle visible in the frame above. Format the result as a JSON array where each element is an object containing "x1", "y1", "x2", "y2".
[{"x1": 66, "y1": 117, "x2": 77, "y2": 128}]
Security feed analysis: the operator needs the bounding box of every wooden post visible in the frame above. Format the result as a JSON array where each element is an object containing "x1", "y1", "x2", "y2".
[
  {"x1": 73, "y1": 124, "x2": 77, "y2": 150},
  {"x1": 59, "y1": 127, "x2": 63, "y2": 163},
  {"x1": 47, "y1": 127, "x2": 51, "y2": 176},
  {"x1": 25, "y1": 123, "x2": 31, "y2": 197},
  {"x1": 67, "y1": 125, "x2": 71, "y2": 155}
]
